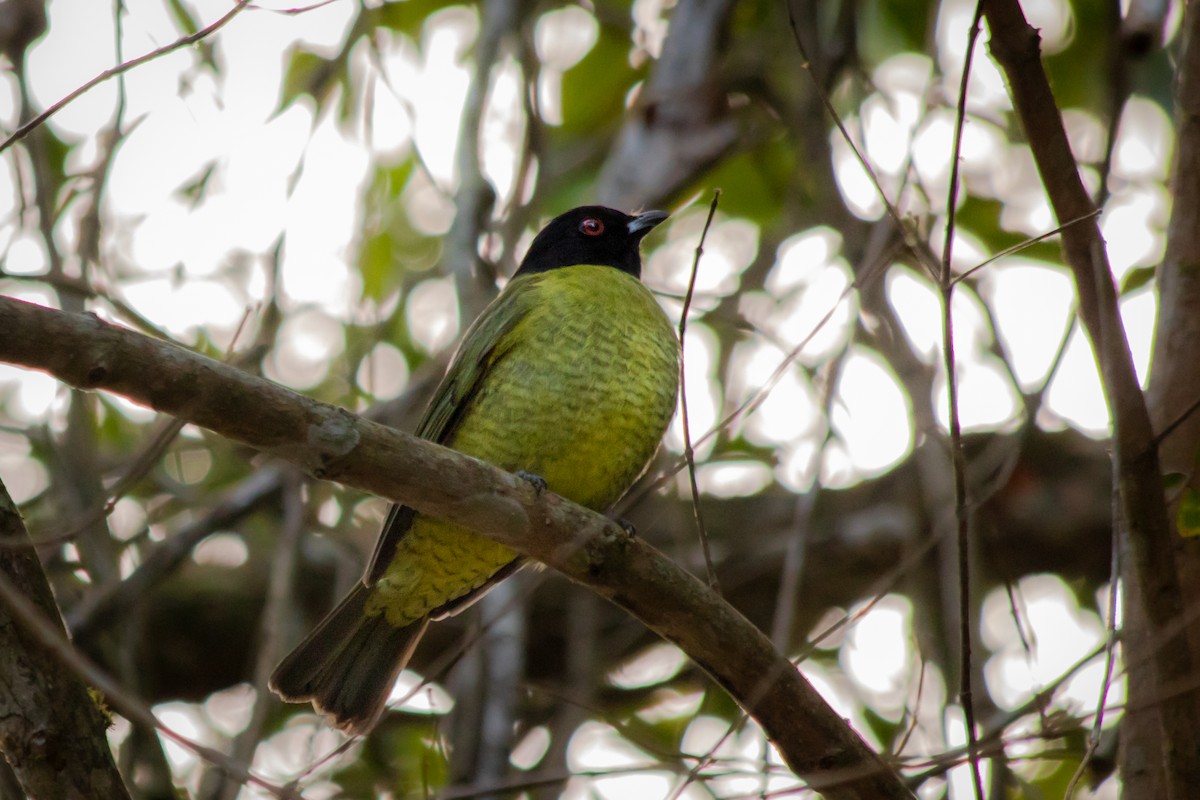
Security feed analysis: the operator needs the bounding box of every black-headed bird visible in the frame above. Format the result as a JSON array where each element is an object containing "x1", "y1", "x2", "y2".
[{"x1": 270, "y1": 206, "x2": 679, "y2": 733}]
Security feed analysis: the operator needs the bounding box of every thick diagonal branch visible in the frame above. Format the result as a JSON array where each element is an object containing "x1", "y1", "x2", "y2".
[{"x1": 0, "y1": 294, "x2": 913, "y2": 800}]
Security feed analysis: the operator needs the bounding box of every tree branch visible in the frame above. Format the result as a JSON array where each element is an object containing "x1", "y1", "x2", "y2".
[
  {"x1": 0, "y1": 294, "x2": 914, "y2": 800},
  {"x1": 1141, "y1": 0, "x2": 1200, "y2": 793},
  {"x1": 983, "y1": 0, "x2": 1200, "y2": 794},
  {"x1": 596, "y1": 0, "x2": 741, "y2": 209},
  {"x1": 0, "y1": 474, "x2": 131, "y2": 799}
]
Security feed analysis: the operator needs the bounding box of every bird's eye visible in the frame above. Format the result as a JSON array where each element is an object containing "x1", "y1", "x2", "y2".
[{"x1": 579, "y1": 218, "x2": 604, "y2": 236}]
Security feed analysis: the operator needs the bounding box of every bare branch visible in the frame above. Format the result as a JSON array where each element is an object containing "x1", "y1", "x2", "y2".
[
  {"x1": 0, "y1": 540, "x2": 302, "y2": 799},
  {"x1": 984, "y1": 0, "x2": 1200, "y2": 793},
  {"x1": 939, "y1": 5, "x2": 986, "y2": 796},
  {"x1": 0, "y1": 475, "x2": 131, "y2": 799},
  {"x1": 596, "y1": 0, "x2": 741, "y2": 209},
  {"x1": 678, "y1": 190, "x2": 722, "y2": 591}
]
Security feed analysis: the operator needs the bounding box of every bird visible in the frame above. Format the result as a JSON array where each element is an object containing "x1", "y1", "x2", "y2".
[{"x1": 269, "y1": 205, "x2": 680, "y2": 734}]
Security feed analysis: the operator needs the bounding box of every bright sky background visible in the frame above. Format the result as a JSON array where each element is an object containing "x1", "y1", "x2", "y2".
[{"x1": 0, "y1": 0, "x2": 1161, "y2": 796}]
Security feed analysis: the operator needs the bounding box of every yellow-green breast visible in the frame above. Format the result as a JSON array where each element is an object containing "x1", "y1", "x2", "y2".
[{"x1": 368, "y1": 264, "x2": 679, "y2": 626}]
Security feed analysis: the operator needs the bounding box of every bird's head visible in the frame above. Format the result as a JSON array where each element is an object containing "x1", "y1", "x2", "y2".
[{"x1": 514, "y1": 206, "x2": 669, "y2": 279}]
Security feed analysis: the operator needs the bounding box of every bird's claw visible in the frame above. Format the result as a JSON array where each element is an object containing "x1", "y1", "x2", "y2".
[
  {"x1": 516, "y1": 471, "x2": 548, "y2": 495},
  {"x1": 610, "y1": 516, "x2": 637, "y2": 537}
]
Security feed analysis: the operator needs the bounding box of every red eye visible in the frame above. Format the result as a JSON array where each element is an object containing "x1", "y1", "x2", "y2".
[{"x1": 579, "y1": 218, "x2": 604, "y2": 236}]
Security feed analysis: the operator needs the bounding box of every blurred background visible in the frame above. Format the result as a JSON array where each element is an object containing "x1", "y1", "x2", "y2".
[{"x1": 0, "y1": 0, "x2": 1183, "y2": 797}]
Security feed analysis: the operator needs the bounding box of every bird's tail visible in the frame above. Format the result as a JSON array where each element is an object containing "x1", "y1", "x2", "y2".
[{"x1": 269, "y1": 583, "x2": 428, "y2": 735}]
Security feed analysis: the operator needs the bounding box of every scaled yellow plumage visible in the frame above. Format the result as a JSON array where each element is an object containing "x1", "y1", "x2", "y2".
[{"x1": 369, "y1": 263, "x2": 678, "y2": 626}]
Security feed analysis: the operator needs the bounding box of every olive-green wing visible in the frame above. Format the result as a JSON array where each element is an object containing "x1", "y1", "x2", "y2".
[
  {"x1": 410, "y1": 283, "x2": 531, "y2": 445},
  {"x1": 364, "y1": 276, "x2": 538, "y2": 584}
]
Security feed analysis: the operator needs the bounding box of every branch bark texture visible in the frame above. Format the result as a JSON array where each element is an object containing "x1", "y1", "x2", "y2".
[
  {"x1": 1141, "y1": 0, "x2": 1200, "y2": 795},
  {"x1": 0, "y1": 295, "x2": 915, "y2": 800},
  {"x1": 596, "y1": 0, "x2": 741, "y2": 208},
  {"x1": 0, "y1": 476, "x2": 131, "y2": 799}
]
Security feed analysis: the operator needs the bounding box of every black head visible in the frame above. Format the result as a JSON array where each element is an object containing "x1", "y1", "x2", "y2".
[{"x1": 514, "y1": 206, "x2": 669, "y2": 279}]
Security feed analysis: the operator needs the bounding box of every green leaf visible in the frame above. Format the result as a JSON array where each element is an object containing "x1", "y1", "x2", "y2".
[
  {"x1": 1177, "y1": 487, "x2": 1200, "y2": 538},
  {"x1": 356, "y1": 159, "x2": 445, "y2": 301},
  {"x1": 561, "y1": 21, "x2": 638, "y2": 135},
  {"x1": 279, "y1": 47, "x2": 344, "y2": 112},
  {"x1": 360, "y1": 231, "x2": 399, "y2": 301},
  {"x1": 1041, "y1": 0, "x2": 1112, "y2": 114},
  {"x1": 333, "y1": 719, "x2": 448, "y2": 795},
  {"x1": 618, "y1": 705, "x2": 693, "y2": 755},
  {"x1": 696, "y1": 683, "x2": 741, "y2": 721},
  {"x1": 859, "y1": 0, "x2": 933, "y2": 63},
  {"x1": 699, "y1": 136, "x2": 794, "y2": 223},
  {"x1": 1162, "y1": 471, "x2": 1188, "y2": 492},
  {"x1": 1119, "y1": 265, "x2": 1156, "y2": 296},
  {"x1": 862, "y1": 706, "x2": 900, "y2": 749},
  {"x1": 375, "y1": 0, "x2": 467, "y2": 36},
  {"x1": 165, "y1": 0, "x2": 200, "y2": 36},
  {"x1": 954, "y1": 196, "x2": 1062, "y2": 270},
  {"x1": 177, "y1": 163, "x2": 216, "y2": 205}
]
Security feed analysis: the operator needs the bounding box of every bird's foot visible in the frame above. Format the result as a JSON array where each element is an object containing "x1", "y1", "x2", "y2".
[
  {"x1": 516, "y1": 471, "x2": 548, "y2": 495},
  {"x1": 609, "y1": 515, "x2": 637, "y2": 537}
]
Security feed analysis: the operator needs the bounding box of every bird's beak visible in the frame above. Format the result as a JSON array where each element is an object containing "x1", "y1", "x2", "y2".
[{"x1": 627, "y1": 210, "x2": 669, "y2": 238}]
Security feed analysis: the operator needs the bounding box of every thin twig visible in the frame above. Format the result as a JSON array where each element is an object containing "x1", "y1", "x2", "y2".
[
  {"x1": 1094, "y1": 0, "x2": 1131, "y2": 209},
  {"x1": 938, "y1": 3, "x2": 986, "y2": 797},
  {"x1": 0, "y1": 1, "x2": 250, "y2": 155},
  {"x1": 950, "y1": 209, "x2": 1102, "y2": 286},
  {"x1": 0, "y1": 269, "x2": 177, "y2": 342},
  {"x1": 891, "y1": 657, "x2": 929, "y2": 758},
  {"x1": 1024, "y1": 311, "x2": 1078, "y2": 421},
  {"x1": 1065, "y1": 462, "x2": 1123, "y2": 799},
  {"x1": 783, "y1": 0, "x2": 937, "y2": 279},
  {"x1": 1153, "y1": 392, "x2": 1200, "y2": 449},
  {"x1": 666, "y1": 710, "x2": 754, "y2": 800},
  {"x1": 679, "y1": 191, "x2": 722, "y2": 591},
  {"x1": 619, "y1": 251, "x2": 891, "y2": 514},
  {"x1": 905, "y1": 642, "x2": 1108, "y2": 787}
]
